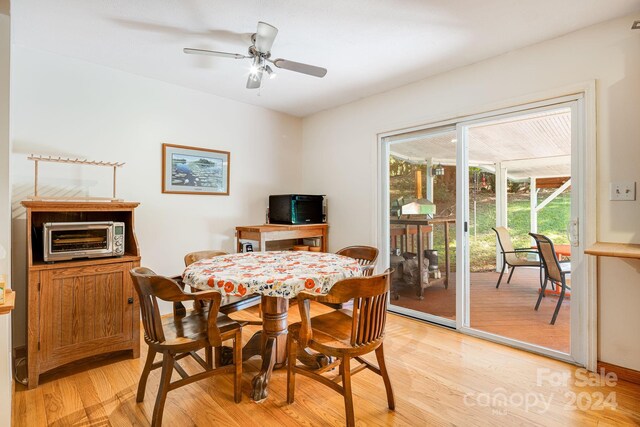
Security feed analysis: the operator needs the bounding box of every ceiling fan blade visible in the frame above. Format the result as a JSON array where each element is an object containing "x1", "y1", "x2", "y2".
[
  {"x1": 255, "y1": 21, "x2": 278, "y2": 53},
  {"x1": 246, "y1": 73, "x2": 262, "y2": 89},
  {"x1": 183, "y1": 48, "x2": 248, "y2": 59},
  {"x1": 271, "y1": 59, "x2": 327, "y2": 78}
]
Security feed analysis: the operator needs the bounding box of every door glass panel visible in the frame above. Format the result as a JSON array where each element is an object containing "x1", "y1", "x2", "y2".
[
  {"x1": 466, "y1": 108, "x2": 572, "y2": 353},
  {"x1": 386, "y1": 127, "x2": 457, "y2": 324},
  {"x1": 50, "y1": 228, "x2": 109, "y2": 252}
]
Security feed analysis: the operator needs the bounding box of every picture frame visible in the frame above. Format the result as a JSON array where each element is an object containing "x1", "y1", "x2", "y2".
[{"x1": 162, "y1": 143, "x2": 230, "y2": 195}]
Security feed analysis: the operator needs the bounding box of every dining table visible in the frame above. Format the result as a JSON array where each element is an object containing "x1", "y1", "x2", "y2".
[{"x1": 182, "y1": 250, "x2": 362, "y2": 401}]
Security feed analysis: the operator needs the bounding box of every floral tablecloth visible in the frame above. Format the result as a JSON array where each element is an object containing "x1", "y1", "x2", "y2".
[{"x1": 182, "y1": 251, "x2": 362, "y2": 299}]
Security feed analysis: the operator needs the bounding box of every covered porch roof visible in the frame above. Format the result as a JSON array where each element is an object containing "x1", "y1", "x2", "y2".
[{"x1": 388, "y1": 109, "x2": 571, "y2": 180}]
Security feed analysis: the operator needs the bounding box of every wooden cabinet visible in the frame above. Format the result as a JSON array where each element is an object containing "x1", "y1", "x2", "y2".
[
  {"x1": 22, "y1": 201, "x2": 141, "y2": 389},
  {"x1": 235, "y1": 224, "x2": 329, "y2": 253}
]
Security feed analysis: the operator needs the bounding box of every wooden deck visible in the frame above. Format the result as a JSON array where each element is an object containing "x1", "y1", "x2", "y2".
[
  {"x1": 12, "y1": 302, "x2": 638, "y2": 426},
  {"x1": 391, "y1": 267, "x2": 570, "y2": 353}
]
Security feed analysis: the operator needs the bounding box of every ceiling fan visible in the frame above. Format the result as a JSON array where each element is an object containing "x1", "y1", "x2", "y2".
[{"x1": 184, "y1": 21, "x2": 327, "y2": 89}]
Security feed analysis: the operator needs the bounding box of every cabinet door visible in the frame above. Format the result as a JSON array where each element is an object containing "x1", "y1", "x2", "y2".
[{"x1": 38, "y1": 262, "x2": 136, "y2": 371}]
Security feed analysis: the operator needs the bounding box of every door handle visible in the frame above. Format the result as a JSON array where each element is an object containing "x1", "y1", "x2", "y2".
[{"x1": 567, "y1": 218, "x2": 579, "y2": 247}]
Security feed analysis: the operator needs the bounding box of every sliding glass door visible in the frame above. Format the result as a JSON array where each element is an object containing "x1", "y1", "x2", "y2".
[
  {"x1": 381, "y1": 95, "x2": 590, "y2": 366},
  {"x1": 384, "y1": 126, "x2": 457, "y2": 327},
  {"x1": 457, "y1": 105, "x2": 576, "y2": 360}
]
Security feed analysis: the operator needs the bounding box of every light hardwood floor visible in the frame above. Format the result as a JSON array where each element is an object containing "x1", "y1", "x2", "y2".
[{"x1": 13, "y1": 302, "x2": 640, "y2": 426}]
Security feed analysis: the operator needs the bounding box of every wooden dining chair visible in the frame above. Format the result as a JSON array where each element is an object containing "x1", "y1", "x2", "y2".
[
  {"x1": 321, "y1": 245, "x2": 380, "y2": 310},
  {"x1": 529, "y1": 233, "x2": 571, "y2": 325},
  {"x1": 492, "y1": 227, "x2": 541, "y2": 288},
  {"x1": 183, "y1": 250, "x2": 228, "y2": 267},
  {"x1": 286, "y1": 270, "x2": 395, "y2": 427},
  {"x1": 336, "y1": 245, "x2": 379, "y2": 276},
  {"x1": 182, "y1": 250, "x2": 262, "y2": 325},
  {"x1": 130, "y1": 267, "x2": 243, "y2": 427}
]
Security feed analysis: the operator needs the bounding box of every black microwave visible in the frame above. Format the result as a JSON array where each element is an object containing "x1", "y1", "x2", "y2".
[{"x1": 268, "y1": 194, "x2": 326, "y2": 225}]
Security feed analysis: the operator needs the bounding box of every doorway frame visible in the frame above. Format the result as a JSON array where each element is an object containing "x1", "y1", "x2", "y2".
[{"x1": 377, "y1": 82, "x2": 596, "y2": 370}]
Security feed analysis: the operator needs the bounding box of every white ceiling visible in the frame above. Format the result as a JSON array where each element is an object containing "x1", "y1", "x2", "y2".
[{"x1": 11, "y1": 0, "x2": 640, "y2": 117}]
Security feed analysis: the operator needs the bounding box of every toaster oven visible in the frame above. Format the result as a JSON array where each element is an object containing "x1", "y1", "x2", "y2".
[{"x1": 43, "y1": 221, "x2": 125, "y2": 262}]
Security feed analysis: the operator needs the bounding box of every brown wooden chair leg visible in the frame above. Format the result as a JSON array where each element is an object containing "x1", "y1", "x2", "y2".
[
  {"x1": 152, "y1": 352, "x2": 175, "y2": 427},
  {"x1": 375, "y1": 344, "x2": 395, "y2": 410},
  {"x1": 214, "y1": 346, "x2": 223, "y2": 368},
  {"x1": 137, "y1": 347, "x2": 156, "y2": 403},
  {"x1": 341, "y1": 356, "x2": 355, "y2": 427},
  {"x1": 205, "y1": 346, "x2": 213, "y2": 368},
  {"x1": 286, "y1": 336, "x2": 297, "y2": 404},
  {"x1": 234, "y1": 330, "x2": 243, "y2": 403}
]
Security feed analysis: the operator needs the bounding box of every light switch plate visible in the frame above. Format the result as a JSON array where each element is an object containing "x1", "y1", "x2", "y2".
[{"x1": 610, "y1": 182, "x2": 636, "y2": 201}]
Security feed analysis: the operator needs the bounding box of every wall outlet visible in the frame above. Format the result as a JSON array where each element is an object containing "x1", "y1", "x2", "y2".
[{"x1": 609, "y1": 182, "x2": 636, "y2": 201}]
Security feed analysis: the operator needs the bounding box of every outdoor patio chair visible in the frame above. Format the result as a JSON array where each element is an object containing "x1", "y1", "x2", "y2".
[
  {"x1": 492, "y1": 227, "x2": 541, "y2": 288},
  {"x1": 529, "y1": 233, "x2": 571, "y2": 325}
]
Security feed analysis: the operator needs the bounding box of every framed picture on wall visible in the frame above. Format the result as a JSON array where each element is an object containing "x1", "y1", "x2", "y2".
[{"x1": 162, "y1": 143, "x2": 230, "y2": 195}]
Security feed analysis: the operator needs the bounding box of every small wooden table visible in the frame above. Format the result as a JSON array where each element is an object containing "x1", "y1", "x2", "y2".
[
  {"x1": 235, "y1": 223, "x2": 328, "y2": 253},
  {"x1": 182, "y1": 251, "x2": 361, "y2": 401}
]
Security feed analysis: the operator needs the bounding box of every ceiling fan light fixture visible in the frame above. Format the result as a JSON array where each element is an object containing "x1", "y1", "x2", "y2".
[
  {"x1": 265, "y1": 65, "x2": 276, "y2": 79},
  {"x1": 249, "y1": 56, "x2": 262, "y2": 76}
]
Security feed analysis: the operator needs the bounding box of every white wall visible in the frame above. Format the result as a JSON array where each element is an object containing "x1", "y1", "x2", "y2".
[
  {"x1": 0, "y1": 11, "x2": 11, "y2": 427},
  {"x1": 10, "y1": 46, "x2": 303, "y2": 347},
  {"x1": 302, "y1": 14, "x2": 640, "y2": 370}
]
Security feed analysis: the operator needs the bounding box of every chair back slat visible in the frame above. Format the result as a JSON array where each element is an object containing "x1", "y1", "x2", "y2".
[
  {"x1": 350, "y1": 302, "x2": 359, "y2": 344},
  {"x1": 529, "y1": 233, "x2": 563, "y2": 282},
  {"x1": 185, "y1": 250, "x2": 228, "y2": 266},
  {"x1": 321, "y1": 270, "x2": 391, "y2": 346},
  {"x1": 130, "y1": 267, "x2": 166, "y2": 343},
  {"x1": 336, "y1": 246, "x2": 379, "y2": 277},
  {"x1": 353, "y1": 292, "x2": 388, "y2": 345}
]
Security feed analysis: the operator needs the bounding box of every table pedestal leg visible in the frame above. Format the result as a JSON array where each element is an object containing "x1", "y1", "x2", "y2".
[
  {"x1": 250, "y1": 296, "x2": 288, "y2": 401},
  {"x1": 297, "y1": 348, "x2": 333, "y2": 369},
  {"x1": 251, "y1": 337, "x2": 276, "y2": 401},
  {"x1": 219, "y1": 331, "x2": 263, "y2": 366}
]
